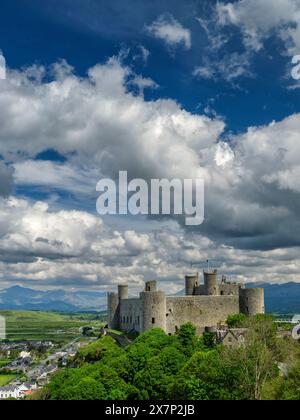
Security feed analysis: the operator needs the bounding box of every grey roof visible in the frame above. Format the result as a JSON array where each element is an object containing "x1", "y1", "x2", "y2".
[{"x1": 0, "y1": 386, "x2": 18, "y2": 392}]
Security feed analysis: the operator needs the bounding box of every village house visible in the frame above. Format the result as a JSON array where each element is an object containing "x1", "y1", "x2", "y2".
[{"x1": 217, "y1": 329, "x2": 247, "y2": 348}]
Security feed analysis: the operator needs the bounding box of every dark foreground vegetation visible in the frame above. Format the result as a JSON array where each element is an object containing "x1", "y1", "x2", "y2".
[{"x1": 32, "y1": 315, "x2": 299, "y2": 400}]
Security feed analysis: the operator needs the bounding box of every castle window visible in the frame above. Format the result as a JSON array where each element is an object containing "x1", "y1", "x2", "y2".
[{"x1": 152, "y1": 318, "x2": 155, "y2": 324}]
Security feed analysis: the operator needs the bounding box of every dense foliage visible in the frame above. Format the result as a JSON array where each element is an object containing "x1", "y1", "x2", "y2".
[{"x1": 37, "y1": 317, "x2": 299, "y2": 400}]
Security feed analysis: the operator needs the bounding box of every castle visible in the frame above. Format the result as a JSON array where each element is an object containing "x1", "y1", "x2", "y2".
[{"x1": 107, "y1": 270, "x2": 265, "y2": 335}]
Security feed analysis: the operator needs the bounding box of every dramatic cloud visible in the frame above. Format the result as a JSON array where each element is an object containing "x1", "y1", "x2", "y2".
[
  {"x1": 1, "y1": 57, "x2": 300, "y2": 288},
  {"x1": 147, "y1": 15, "x2": 192, "y2": 50},
  {"x1": 0, "y1": 197, "x2": 299, "y2": 292},
  {"x1": 0, "y1": 58, "x2": 223, "y2": 182}
]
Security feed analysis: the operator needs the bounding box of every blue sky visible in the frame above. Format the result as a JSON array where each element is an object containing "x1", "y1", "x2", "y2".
[
  {"x1": 1, "y1": 0, "x2": 300, "y2": 132},
  {"x1": 0, "y1": 0, "x2": 300, "y2": 291}
]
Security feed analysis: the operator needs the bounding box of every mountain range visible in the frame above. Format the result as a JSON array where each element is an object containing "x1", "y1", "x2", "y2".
[
  {"x1": 0, "y1": 285, "x2": 107, "y2": 312},
  {"x1": 247, "y1": 282, "x2": 300, "y2": 314},
  {"x1": 0, "y1": 282, "x2": 299, "y2": 314}
]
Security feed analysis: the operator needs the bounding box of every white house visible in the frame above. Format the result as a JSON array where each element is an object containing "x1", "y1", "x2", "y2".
[
  {"x1": 0, "y1": 386, "x2": 21, "y2": 400},
  {"x1": 0, "y1": 383, "x2": 38, "y2": 400}
]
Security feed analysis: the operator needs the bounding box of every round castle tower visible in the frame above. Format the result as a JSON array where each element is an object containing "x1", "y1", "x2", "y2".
[
  {"x1": 204, "y1": 270, "x2": 219, "y2": 296},
  {"x1": 239, "y1": 288, "x2": 265, "y2": 316},
  {"x1": 107, "y1": 292, "x2": 119, "y2": 329},
  {"x1": 140, "y1": 281, "x2": 166, "y2": 332},
  {"x1": 118, "y1": 285, "x2": 128, "y2": 300},
  {"x1": 185, "y1": 274, "x2": 199, "y2": 296},
  {"x1": 107, "y1": 284, "x2": 129, "y2": 329}
]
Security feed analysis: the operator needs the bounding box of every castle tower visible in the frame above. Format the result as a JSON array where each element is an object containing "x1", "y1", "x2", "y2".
[
  {"x1": 185, "y1": 274, "x2": 199, "y2": 296},
  {"x1": 118, "y1": 285, "x2": 128, "y2": 301},
  {"x1": 239, "y1": 288, "x2": 265, "y2": 316},
  {"x1": 140, "y1": 288, "x2": 166, "y2": 332},
  {"x1": 204, "y1": 270, "x2": 219, "y2": 296},
  {"x1": 145, "y1": 281, "x2": 157, "y2": 292},
  {"x1": 107, "y1": 292, "x2": 119, "y2": 329}
]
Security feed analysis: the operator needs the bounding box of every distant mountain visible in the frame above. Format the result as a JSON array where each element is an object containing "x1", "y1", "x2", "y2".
[
  {"x1": 247, "y1": 282, "x2": 300, "y2": 314},
  {"x1": 0, "y1": 285, "x2": 107, "y2": 312}
]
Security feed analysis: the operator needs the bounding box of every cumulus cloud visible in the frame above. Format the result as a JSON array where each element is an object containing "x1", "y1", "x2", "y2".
[
  {"x1": 198, "y1": 113, "x2": 300, "y2": 251},
  {"x1": 147, "y1": 15, "x2": 192, "y2": 50},
  {"x1": 0, "y1": 197, "x2": 299, "y2": 292},
  {"x1": 214, "y1": 142, "x2": 235, "y2": 167},
  {"x1": 0, "y1": 58, "x2": 223, "y2": 182},
  {"x1": 1, "y1": 57, "x2": 300, "y2": 288}
]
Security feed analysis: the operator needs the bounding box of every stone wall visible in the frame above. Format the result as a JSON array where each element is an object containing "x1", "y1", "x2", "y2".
[
  {"x1": 219, "y1": 283, "x2": 241, "y2": 296},
  {"x1": 165, "y1": 296, "x2": 240, "y2": 334},
  {"x1": 119, "y1": 298, "x2": 142, "y2": 332}
]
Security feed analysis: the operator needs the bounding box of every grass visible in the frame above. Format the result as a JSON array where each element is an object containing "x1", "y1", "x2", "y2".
[
  {"x1": 0, "y1": 311, "x2": 106, "y2": 344},
  {"x1": 0, "y1": 360, "x2": 11, "y2": 368},
  {"x1": 0, "y1": 374, "x2": 17, "y2": 386},
  {"x1": 107, "y1": 329, "x2": 124, "y2": 336}
]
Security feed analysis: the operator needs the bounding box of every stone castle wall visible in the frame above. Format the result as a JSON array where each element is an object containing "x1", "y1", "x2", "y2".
[
  {"x1": 108, "y1": 272, "x2": 265, "y2": 334},
  {"x1": 165, "y1": 296, "x2": 240, "y2": 334},
  {"x1": 119, "y1": 298, "x2": 142, "y2": 332}
]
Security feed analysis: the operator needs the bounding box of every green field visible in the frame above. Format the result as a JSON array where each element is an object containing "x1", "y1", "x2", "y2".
[
  {"x1": 0, "y1": 374, "x2": 17, "y2": 386},
  {"x1": 0, "y1": 360, "x2": 11, "y2": 368},
  {"x1": 0, "y1": 311, "x2": 106, "y2": 343}
]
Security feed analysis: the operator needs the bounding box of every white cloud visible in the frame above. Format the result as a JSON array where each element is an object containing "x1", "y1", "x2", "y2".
[
  {"x1": 0, "y1": 58, "x2": 223, "y2": 182},
  {"x1": 217, "y1": 0, "x2": 300, "y2": 55},
  {"x1": 193, "y1": 52, "x2": 253, "y2": 83},
  {"x1": 214, "y1": 142, "x2": 235, "y2": 167},
  {"x1": 0, "y1": 197, "x2": 299, "y2": 291},
  {"x1": 0, "y1": 51, "x2": 6, "y2": 80},
  {"x1": 1, "y1": 57, "x2": 300, "y2": 288},
  {"x1": 13, "y1": 160, "x2": 99, "y2": 197},
  {"x1": 147, "y1": 15, "x2": 192, "y2": 50}
]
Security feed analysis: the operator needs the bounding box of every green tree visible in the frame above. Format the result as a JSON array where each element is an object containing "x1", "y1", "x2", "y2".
[
  {"x1": 172, "y1": 349, "x2": 247, "y2": 400},
  {"x1": 133, "y1": 346, "x2": 186, "y2": 399},
  {"x1": 177, "y1": 323, "x2": 199, "y2": 357},
  {"x1": 226, "y1": 314, "x2": 247, "y2": 328},
  {"x1": 125, "y1": 329, "x2": 175, "y2": 381},
  {"x1": 202, "y1": 332, "x2": 216, "y2": 349},
  {"x1": 263, "y1": 361, "x2": 300, "y2": 400}
]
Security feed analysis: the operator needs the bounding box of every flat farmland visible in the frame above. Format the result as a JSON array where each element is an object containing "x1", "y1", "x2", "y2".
[
  {"x1": 0, "y1": 311, "x2": 105, "y2": 343},
  {"x1": 0, "y1": 374, "x2": 17, "y2": 386}
]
